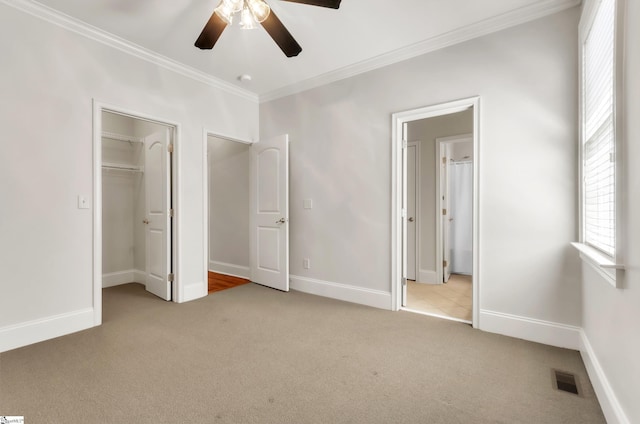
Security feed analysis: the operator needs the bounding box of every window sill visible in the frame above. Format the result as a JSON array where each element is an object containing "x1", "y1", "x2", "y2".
[{"x1": 571, "y1": 242, "x2": 623, "y2": 288}]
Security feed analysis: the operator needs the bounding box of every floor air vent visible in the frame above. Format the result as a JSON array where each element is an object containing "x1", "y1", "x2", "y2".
[{"x1": 552, "y1": 370, "x2": 580, "y2": 395}]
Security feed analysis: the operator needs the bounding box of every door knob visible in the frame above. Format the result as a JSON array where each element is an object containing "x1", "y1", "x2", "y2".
[
  {"x1": 408, "y1": 217, "x2": 414, "y2": 222},
  {"x1": 143, "y1": 219, "x2": 150, "y2": 224},
  {"x1": 276, "y1": 218, "x2": 287, "y2": 224}
]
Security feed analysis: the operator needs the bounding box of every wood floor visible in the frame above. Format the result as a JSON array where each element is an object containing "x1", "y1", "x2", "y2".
[{"x1": 208, "y1": 271, "x2": 251, "y2": 293}]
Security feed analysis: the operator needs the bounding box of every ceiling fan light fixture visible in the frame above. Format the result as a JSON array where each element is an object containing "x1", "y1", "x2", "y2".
[
  {"x1": 214, "y1": 1, "x2": 235, "y2": 25},
  {"x1": 239, "y1": 5, "x2": 258, "y2": 29},
  {"x1": 247, "y1": 0, "x2": 271, "y2": 23}
]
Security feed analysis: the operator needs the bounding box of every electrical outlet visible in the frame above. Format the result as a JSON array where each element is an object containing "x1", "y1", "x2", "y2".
[
  {"x1": 77, "y1": 195, "x2": 89, "y2": 209},
  {"x1": 303, "y1": 258, "x2": 311, "y2": 269}
]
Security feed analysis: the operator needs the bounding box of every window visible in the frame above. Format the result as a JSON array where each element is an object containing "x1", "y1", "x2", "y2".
[
  {"x1": 575, "y1": 0, "x2": 625, "y2": 287},
  {"x1": 580, "y1": 0, "x2": 620, "y2": 258}
]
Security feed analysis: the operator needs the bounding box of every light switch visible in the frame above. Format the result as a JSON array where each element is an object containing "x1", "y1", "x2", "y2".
[
  {"x1": 303, "y1": 199, "x2": 313, "y2": 209},
  {"x1": 303, "y1": 258, "x2": 311, "y2": 269},
  {"x1": 77, "y1": 195, "x2": 89, "y2": 209}
]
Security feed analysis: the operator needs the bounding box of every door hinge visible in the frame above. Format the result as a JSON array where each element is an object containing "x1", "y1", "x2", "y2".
[
  {"x1": 168, "y1": 143, "x2": 174, "y2": 154},
  {"x1": 402, "y1": 277, "x2": 407, "y2": 286},
  {"x1": 443, "y1": 260, "x2": 448, "y2": 268},
  {"x1": 442, "y1": 208, "x2": 447, "y2": 215},
  {"x1": 442, "y1": 157, "x2": 447, "y2": 164},
  {"x1": 169, "y1": 208, "x2": 174, "y2": 218},
  {"x1": 168, "y1": 273, "x2": 174, "y2": 282},
  {"x1": 402, "y1": 140, "x2": 408, "y2": 149}
]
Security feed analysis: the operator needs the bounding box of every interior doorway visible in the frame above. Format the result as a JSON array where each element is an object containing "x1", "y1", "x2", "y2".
[
  {"x1": 204, "y1": 132, "x2": 290, "y2": 293},
  {"x1": 206, "y1": 134, "x2": 252, "y2": 292},
  {"x1": 392, "y1": 97, "x2": 479, "y2": 327},
  {"x1": 93, "y1": 103, "x2": 178, "y2": 325}
]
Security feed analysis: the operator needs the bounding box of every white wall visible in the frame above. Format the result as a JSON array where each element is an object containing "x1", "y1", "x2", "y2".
[
  {"x1": 0, "y1": 3, "x2": 258, "y2": 351},
  {"x1": 260, "y1": 9, "x2": 581, "y2": 326},
  {"x1": 207, "y1": 136, "x2": 250, "y2": 278},
  {"x1": 407, "y1": 110, "x2": 473, "y2": 280},
  {"x1": 579, "y1": 1, "x2": 640, "y2": 423}
]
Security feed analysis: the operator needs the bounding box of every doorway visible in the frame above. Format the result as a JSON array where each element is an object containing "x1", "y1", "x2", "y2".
[
  {"x1": 93, "y1": 103, "x2": 177, "y2": 325},
  {"x1": 204, "y1": 132, "x2": 290, "y2": 293},
  {"x1": 206, "y1": 135, "x2": 252, "y2": 292},
  {"x1": 392, "y1": 97, "x2": 479, "y2": 327}
]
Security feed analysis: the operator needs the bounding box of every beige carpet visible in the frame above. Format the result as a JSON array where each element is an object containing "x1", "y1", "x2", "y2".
[{"x1": 0, "y1": 283, "x2": 605, "y2": 423}]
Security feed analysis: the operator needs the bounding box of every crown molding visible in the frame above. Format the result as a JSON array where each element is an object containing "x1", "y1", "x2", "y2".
[
  {"x1": 259, "y1": 0, "x2": 582, "y2": 103},
  {"x1": 0, "y1": 0, "x2": 259, "y2": 103}
]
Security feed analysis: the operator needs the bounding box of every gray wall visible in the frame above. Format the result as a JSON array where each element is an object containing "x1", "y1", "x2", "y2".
[
  {"x1": 208, "y1": 136, "x2": 250, "y2": 277},
  {"x1": 260, "y1": 8, "x2": 581, "y2": 325}
]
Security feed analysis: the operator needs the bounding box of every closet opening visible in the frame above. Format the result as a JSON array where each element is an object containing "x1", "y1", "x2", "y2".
[
  {"x1": 93, "y1": 104, "x2": 177, "y2": 325},
  {"x1": 391, "y1": 97, "x2": 480, "y2": 327},
  {"x1": 205, "y1": 134, "x2": 252, "y2": 293}
]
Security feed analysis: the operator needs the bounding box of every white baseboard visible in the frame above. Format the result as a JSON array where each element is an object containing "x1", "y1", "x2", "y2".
[
  {"x1": 180, "y1": 281, "x2": 207, "y2": 303},
  {"x1": 479, "y1": 309, "x2": 580, "y2": 350},
  {"x1": 0, "y1": 308, "x2": 95, "y2": 353},
  {"x1": 290, "y1": 275, "x2": 392, "y2": 310},
  {"x1": 418, "y1": 269, "x2": 437, "y2": 284},
  {"x1": 209, "y1": 260, "x2": 250, "y2": 279},
  {"x1": 102, "y1": 269, "x2": 145, "y2": 288},
  {"x1": 580, "y1": 330, "x2": 630, "y2": 424}
]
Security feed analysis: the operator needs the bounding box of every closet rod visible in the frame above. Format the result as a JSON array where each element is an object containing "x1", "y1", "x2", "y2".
[
  {"x1": 102, "y1": 164, "x2": 143, "y2": 173},
  {"x1": 101, "y1": 131, "x2": 144, "y2": 144}
]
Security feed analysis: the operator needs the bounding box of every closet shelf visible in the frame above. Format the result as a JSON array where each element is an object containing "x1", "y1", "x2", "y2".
[
  {"x1": 102, "y1": 131, "x2": 144, "y2": 144},
  {"x1": 102, "y1": 162, "x2": 144, "y2": 173}
]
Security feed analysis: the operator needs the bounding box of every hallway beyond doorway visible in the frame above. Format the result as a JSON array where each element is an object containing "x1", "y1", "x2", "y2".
[{"x1": 406, "y1": 274, "x2": 472, "y2": 322}]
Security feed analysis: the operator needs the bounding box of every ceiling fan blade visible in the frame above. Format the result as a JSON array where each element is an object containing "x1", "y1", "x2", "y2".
[
  {"x1": 280, "y1": 0, "x2": 341, "y2": 8},
  {"x1": 261, "y1": 10, "x2": 302, "y2": 57},
  {"x1": 195, "y1": 12, "x2": 228, "y2": 50}
]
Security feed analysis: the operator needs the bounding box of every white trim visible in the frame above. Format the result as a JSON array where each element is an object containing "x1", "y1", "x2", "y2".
[
  {"x1": 580, "y1": 329, "x2": 631, "y2": 424},
  {"x1": 479, "y1": 309, "x2": 581, "y2": 350},
  {"x1": 260, "y1": 0, "x2": 581, "y2": 102},
  {"x1": 418, "y1": 269, "x2": 437, "y2": 284},
  {"x1": 208, "y1": 261, "x2": 250, "y2": 280},
  {"x1": 0, "y1": 308, "x2": 94, "y2": 353},
  {"x1": 0, "y1": 0, "x2": 257, "y2": 103},
  {"x1": 290, "y1": 275, "x2": 392, "y2": 310},
  {"x1": 392, "y1": 97, "x2": 480, "y2": 330},
  {"x1": 181, "y1": 282, "x2": 207, "y2": 303},
  {"x1": 102, "y1": 269, "x2": 146, "y2": 288}
]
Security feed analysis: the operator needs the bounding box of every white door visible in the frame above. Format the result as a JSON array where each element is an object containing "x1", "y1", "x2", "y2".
[
  {"x1": 250, "y1": 134, "x2": 289, "y2": 291},
  {"x1": 401, "y1": 123, "x2": 409, "y2": 307},
  {"x1": 442, "y1": 145, "x2": 452, "y2": 283},
  {"x1": 406, "y1": 142, "x2": 417, "y2": 281},
  {"x1": 144, "y1": 129, "x2": 172, "y2": 300}
]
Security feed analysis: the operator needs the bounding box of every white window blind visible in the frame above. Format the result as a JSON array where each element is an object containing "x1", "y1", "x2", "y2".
[{"x1": 583, "y1": 0, "x2": 616, "y2": 256}]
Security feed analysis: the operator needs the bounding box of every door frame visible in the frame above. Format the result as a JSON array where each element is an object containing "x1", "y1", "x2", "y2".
[
  {"x1": 202, "y1": 129, "x2": 254, "y2": 291},
  {"x1": 92, "y1": 100, "x2": 180, "y2": 325},
  {"x1": 391, "y1": 97, "x2": 480, "y2": 328},
  {"x1": 436, "y1": 134, "x2": 473, "y2": 285}
]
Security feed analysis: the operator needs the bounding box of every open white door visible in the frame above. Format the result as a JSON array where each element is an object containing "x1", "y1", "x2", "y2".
[
  {"x1": 401, "y1": 123, "x2": 408, "y2": 307},
  {"x1": 441, "y1": 144, "x2": 452, "y2": 283},
  {"x1": 144, "y1": 129, "x2": 172, "y2": 300},
  {"x1": 250, "y1": 134, "x2": 289, "y2": 291},
  {"x1": 406, "y1": 142, "x2": 417, "y2": 281}
]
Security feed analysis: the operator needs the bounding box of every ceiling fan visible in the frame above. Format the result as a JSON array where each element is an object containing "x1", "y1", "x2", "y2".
[{"x1": 195, "y1": 0, "x2": 342, "y2": 57}]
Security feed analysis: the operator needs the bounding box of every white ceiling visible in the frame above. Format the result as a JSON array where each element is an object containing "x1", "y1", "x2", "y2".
[{"x1": 29, "y1": 0, "x2": 578, "y2": 98}]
